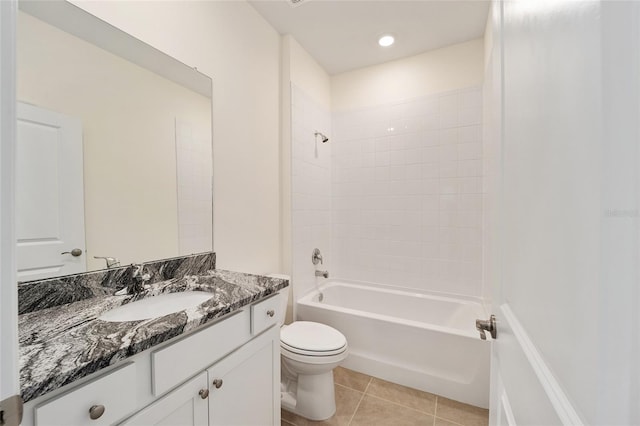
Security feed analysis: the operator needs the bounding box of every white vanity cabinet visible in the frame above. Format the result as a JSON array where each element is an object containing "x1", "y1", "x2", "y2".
[
  {"x1": 25, "y1": 293, "x2": 283, "y2": 426},
  {"x1": 120, "y1": 327, "x2": 280, "y2": 426},
  {"x1": 119, "y1": 372, "x2": 209, "y2": 426},
  {"x1": 207, "y1": 329, "x2": 279, "y2": 426}
]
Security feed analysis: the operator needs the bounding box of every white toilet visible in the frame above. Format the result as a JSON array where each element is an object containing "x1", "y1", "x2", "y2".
[{"x1": 269, "y1": 275, "x2": 348, "y2": 421}]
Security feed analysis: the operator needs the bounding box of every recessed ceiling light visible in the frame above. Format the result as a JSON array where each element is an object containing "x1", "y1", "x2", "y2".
[{"x1": 378, "y1": 35, "x2": 395, "y2": 47}]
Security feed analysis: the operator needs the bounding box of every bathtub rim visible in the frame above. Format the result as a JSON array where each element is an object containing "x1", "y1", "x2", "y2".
[{"x1": 296, "y1": 279, "x2": 490, "y2": 340}]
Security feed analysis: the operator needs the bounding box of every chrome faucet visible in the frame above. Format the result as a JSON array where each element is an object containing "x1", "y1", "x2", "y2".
[
  {"x1": 129, "y1": 263, "x2": 151, "y2": 294},
  {"x1": 315, "y1": 270, "x2": 329, "y2": 278},
  {"x1": 476, "y1": 315, "x2": 497, "y2": 340},
  {"x1": 94, "y1": 256, "x2": 121, "y2": 268}
]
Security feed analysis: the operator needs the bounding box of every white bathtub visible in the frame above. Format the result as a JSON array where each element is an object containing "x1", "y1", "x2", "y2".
[{"x1": 296, "y1": 280, "x2": 490, "y2": 408}]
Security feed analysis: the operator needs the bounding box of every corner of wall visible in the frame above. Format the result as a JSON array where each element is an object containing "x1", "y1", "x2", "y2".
[{"x1": 283, "y1": 35, "x2": 332, "y2": 320}]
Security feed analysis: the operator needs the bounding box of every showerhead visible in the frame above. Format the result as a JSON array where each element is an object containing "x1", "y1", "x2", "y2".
[{"x1": 315, "y1": 131, "x2": 329, "y2": 143}]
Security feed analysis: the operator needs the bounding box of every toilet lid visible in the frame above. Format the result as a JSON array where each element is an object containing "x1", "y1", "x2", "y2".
[{"x1": 280, "y1": 321, "x2": 347, "y2": 353}]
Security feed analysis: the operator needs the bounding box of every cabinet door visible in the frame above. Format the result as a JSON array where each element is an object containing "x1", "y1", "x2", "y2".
[
  {"x1": 207, "y1": 329, "x2": 279, "y2": 426},
  {"x1": 120, "y1": 372, "x2": 208, "y2": 426}
]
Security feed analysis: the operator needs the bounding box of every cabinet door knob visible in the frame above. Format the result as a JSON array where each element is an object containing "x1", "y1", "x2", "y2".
[
  {"x1": 212, "y1": 379, "x2": 223, "y2": 389},
  {"x1": 199, "y1": 389, "x2": 209, "y2": 399},
  {"x1": 61, "y1": 248, "x2": 83, "y2": 257},
  {"x1": 266, "y1": 310, "x2": 275, "y2": 317},
  {"x1": 89, "y1": 405, "x2": 105, "y2": 420}
]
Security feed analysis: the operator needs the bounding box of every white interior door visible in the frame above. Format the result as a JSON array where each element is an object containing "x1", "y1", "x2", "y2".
[
  {"x1": 0, "y1": 0, "x2": 20, "y2": 418},
  {"x1": 16, "y1": 102, "x2": 86, "y2": 281},
  {"x1": 487, "y1": 1, "x2": 639, "y2": 424}
]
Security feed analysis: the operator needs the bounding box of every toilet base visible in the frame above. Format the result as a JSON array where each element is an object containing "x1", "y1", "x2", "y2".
[{"x1": 281, "y1": 371, "x2": 337, "y2": 421}]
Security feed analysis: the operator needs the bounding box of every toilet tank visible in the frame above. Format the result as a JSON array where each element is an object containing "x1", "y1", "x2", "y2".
[{"x1": 265, "y1": 274, "x2": 290, "y2": 326}]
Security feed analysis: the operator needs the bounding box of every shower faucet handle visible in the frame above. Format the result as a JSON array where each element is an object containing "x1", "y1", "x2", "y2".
[{"x1": 312, "y1": 248, "x2": 323, "y2": 265}]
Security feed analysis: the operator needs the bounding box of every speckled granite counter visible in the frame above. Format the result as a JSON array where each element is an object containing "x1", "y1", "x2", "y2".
[{"x1": 19, "y1": 270, "x2": 288, "y2": 402}]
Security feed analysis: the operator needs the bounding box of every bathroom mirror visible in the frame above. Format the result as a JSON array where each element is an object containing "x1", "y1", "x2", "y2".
[{"x1": 16, "y1": 1, "x2": 213, "y2": 281}]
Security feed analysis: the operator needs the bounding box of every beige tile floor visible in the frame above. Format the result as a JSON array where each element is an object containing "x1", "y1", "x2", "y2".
[{"x1": 282, "y1": 367, "x2": 489, "y2": 426}]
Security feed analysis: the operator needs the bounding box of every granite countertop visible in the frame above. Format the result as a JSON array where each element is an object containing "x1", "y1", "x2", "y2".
[{"x1": 19, "y1": 270, "x2": 288, "y2": 403}]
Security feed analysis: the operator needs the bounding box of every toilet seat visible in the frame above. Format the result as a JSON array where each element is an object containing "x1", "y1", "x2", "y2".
[
  {"x1": 281, "y1": 344, "x2": 348, "y2": 366},
  {"x1": 281, "y1": 341, "x2": 347, "y2": 357},
  {"x1": 280, "y1": 321, "x2": 347, "y2": 357}
]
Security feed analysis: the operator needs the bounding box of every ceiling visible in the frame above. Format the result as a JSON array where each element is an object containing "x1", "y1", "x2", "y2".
[{"x1": 248, "y1": 0, "x2": 491, "y2": 75}]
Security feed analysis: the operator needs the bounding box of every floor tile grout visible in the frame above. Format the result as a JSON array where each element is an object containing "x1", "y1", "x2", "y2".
[
  {"x1": 433, "y1": 396, "x2": 438, "y2": 426},
  {"x1": 434, "y1": 415, "x2": 467, "y2": 426},
  {"x1": 347, "y1": 376, "x2": 372, "y2": 426},
  {"x1": 363, "y1": 376, "x2": 372, "y2": 393},
  {"x1": 363, "y1": 392, "x2": 437, "y2": 417}
]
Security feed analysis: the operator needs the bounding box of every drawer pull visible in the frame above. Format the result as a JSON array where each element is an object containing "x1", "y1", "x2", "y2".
[
  {"x1": 199, "y1": 389, "x2": 209, "y2": 399},
  {"x1": 212, "y1": 379, "x2": 223, "y2": 389},
  {"x1": 89, "y1": 405, "x2": 105, "y2": 420},
  {"x1": 266, "y1": 310, "x2": 275, "y2": 317}
]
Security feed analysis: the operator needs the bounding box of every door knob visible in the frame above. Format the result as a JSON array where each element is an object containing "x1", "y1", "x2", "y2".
[
  {"x1": 199, "y1": 389, "x2": 209, "y2": 399},
  {"x1": 475, "y1": 315, "x2": 497, "y2": 340},
  {"x1": 61, "y1": 248, "x2": 83, "y2": 257},
  {"x1": 267, "y1": 310, "x2": 275, "y2": 317},
  {"x1": 212, "y1": 379, "x2": 223, "y2": 389}
]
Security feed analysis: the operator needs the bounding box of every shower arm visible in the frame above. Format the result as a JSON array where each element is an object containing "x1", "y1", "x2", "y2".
[{"x1": 314, "y1": 131, "x2": 329, "y2": 143}]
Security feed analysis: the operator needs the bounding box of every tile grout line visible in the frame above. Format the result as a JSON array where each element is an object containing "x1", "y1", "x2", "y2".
[
  {"x1": 281, "y1": 418, "x2": 296, "y2": 426},
  {"x1": 433, "y1": 396, "x2": 438, "y2": 426},
  {"x1": 362, "y1": 392, "x2": 437, "y2": 417},
  {"x1": 361, "y1": 376, "x2": 438, "y2": 417},
  {"x1": 434, "y1": 415, "x2": 467, "y2": 426},
  {"x1": 347, "y1": 376, "x2": 372, "y2": 426}
]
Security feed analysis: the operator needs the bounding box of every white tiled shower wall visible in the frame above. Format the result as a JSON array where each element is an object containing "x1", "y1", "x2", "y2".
[
  {"x1": 291, "y1": 85, "x2": 332, "y2": 298},
  {"x1": 175, "y1": 119, "x2": 213, "y2": 255},
  {"x1": 331, "y1": 88, "x2": 483, "y2": 296}
]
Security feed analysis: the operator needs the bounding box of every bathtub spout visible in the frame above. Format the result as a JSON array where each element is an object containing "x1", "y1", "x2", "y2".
[
  {"x1": 475, "y1": 315, "x2": 497, "y2": 340},
  {"x1": 315, "y1": 270, "x2": 329, "y2": 278}
]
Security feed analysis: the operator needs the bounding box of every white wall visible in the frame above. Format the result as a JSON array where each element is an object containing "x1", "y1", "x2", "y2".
[
  {"x1": 330, "y1": 40, "x2": 485, "y2": 297},
  {"x1": 17, "y1": 11, "x2": 211, "y2": 270},
  {"x1": 290, "y1": 86, "x2": 332, "y2": 304},
  {"x1": 286, "y1": 36, "x2": 331, "y2": 110},
  {"x1": 281, "y1": 35, "x2": 331, "y2": 321},
  {"x1": 175, "y1": 119, "x2": 213, "y2": 256},
  {"x1": 72, "y1": 0, "x2": 282, "y2": 274},
  {"x1": 332, "y1": 39, "x2": 484, "y2": 111},
  {"x1": 481, "y1": 10, "x2": 498, "y2": 306}
]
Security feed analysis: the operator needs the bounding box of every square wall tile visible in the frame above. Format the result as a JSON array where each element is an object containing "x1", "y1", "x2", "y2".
[{"x1": 323, "y1": 87, "x2": 484, "y2": 297}]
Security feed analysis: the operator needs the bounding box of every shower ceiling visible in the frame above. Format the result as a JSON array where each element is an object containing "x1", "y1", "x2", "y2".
[{"x1": 248, "y1": 0, "x2": 491, "y2": 75}]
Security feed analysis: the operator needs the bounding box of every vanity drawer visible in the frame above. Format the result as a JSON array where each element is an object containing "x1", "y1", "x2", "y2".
[
  {"x1": 250, "y1": 293, "x2": 280, "y2": 335},
  {"x1": 151, "y1": 309, "x2": 251, "y2": 396},
  {"x1": 35, "y1": 362, "x2": 137, "y2": 426}
]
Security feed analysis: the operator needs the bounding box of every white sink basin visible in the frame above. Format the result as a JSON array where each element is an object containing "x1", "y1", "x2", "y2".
[{"x1": 100, "y1": 291, "x2": 213, "y2": 322}]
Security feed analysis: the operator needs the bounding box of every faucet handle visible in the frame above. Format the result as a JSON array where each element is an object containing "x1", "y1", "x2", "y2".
[
  {"x1": 312, "y1": 248, "x2": 323, "y2": 265},
  {"x1": 131, "y1": 263, "x2": 142, "y2": 276},
  {"x1": 131, "y1": 263, "x2": 150, "y2": 281}
]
